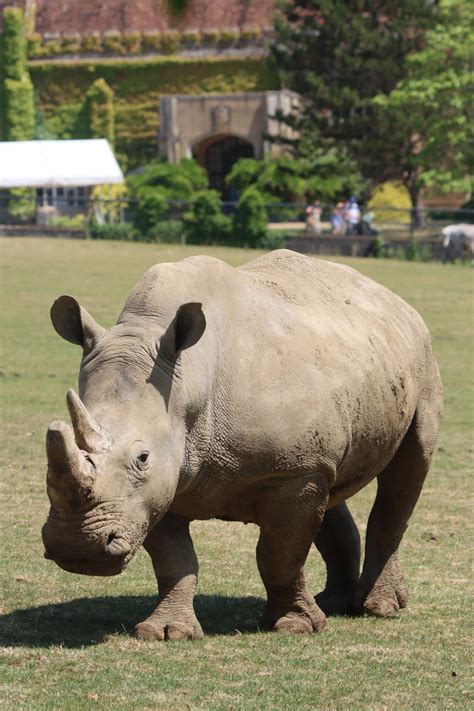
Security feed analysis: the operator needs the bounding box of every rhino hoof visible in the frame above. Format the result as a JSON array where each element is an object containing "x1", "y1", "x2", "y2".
[{"x1": 134, "y1": 618, "x2": 204, "y2": 641}]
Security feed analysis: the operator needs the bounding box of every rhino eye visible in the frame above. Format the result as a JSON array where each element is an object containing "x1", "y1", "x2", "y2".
[{"x1": 137, "y1": 451, "x2": 149, "y2": 464}]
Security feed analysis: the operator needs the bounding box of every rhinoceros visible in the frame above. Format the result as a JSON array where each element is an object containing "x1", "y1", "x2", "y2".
[{"x1": 42, "y1": 250, "x2": 443, "y2": 640}]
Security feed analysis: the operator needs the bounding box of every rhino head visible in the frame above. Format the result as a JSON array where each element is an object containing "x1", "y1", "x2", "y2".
[{"x1": 42, "y1": 294, "x2": 206, "y2": 576}]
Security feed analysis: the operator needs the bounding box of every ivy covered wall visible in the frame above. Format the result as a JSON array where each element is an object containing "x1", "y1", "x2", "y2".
[{"x1": 30, "y1": 55, "x2": 277, "y2": 169}]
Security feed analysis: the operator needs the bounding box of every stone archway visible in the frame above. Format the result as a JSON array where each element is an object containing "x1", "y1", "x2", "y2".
[{"x1": 193, "y1": 133, "x2": 254, "y2": 199}]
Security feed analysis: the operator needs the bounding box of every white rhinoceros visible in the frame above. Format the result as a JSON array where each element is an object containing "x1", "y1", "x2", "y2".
[{"x1": 43, "y1": 249, "x2": 443, "y2": 639}]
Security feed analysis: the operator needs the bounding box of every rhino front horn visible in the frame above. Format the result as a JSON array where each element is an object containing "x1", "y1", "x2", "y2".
[{"x1": 66, "y1": 389, "x2": 111, "y2": 453}]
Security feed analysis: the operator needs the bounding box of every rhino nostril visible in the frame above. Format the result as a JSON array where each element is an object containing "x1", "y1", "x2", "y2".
[{"x1": 105, "y1": 533, "x2": 130, "y2": 557}]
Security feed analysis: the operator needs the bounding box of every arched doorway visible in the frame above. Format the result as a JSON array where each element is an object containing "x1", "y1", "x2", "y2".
[{"x1": 193, "y1": 134, "x2": 254, "y2": 200}]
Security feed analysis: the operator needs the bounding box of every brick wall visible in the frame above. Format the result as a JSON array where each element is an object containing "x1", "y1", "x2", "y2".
[{"x1": 1, "y1": 0, "x2": 276, "y2": 34}]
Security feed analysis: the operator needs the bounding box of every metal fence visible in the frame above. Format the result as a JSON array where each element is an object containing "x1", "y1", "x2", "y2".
[{"x1": 1, "y1": 191, "x2": 473, "y2": 260}]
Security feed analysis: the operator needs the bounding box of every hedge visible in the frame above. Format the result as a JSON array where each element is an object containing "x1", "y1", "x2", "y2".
[
  {"x1": 4, "y1": 75, "x2": 35, "y2": 140},
  {"x1": 2, "y1": 7, "x2": 26, "y2": 81},
  {"x1": 27, "y1": 26, "x2": 267, "y2": 59}
]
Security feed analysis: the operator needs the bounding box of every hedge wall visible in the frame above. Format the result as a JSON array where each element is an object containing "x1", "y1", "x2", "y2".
[{"x1": 29, "y1": 55, "x2": 277, "y2": 168}]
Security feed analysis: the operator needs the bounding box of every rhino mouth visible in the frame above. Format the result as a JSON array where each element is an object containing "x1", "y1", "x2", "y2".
[{"x1": 50, "y1": 554, "x2": 131, "y2": 577}]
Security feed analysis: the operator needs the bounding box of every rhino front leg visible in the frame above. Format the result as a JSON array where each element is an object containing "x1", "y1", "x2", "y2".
[
  {"x1": 256, "y1": 477, "x2": 329, "y2": 634},
  {"x1": 134, "y1": 513, "x2": 203, "y2": 641}
]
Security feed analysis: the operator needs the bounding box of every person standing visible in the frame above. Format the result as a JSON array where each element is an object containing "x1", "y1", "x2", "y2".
[{"x1": 306, "y1": 199, "x2": 322, "y2": 234}]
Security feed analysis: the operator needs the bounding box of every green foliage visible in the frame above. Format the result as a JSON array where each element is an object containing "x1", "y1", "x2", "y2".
[
  {"x1": 161, "y1": 30, "x2": 181, "y2": 54},
  {"x1": 227, "y1": 153, "x2": 364, "y2": 206},
  {"x1": 270, "y1": 1, "x2": 439, "y2": 206},
  {"x1": 88, "y1": 222, "x2": 137, "y2": 241},
  {"x1": 146, "y1": 219, "x2": 184, "y2": 244},
  {"x1": 233, "y1": 186, "x2": 268, "y2": 247},
  {"x1": 86, "y1": 78, "x2": 115, "y2": 145},
  {"x1": 142, "y1": 31, "x2": 161, "y2": 53},
  {"x1": 2, "y1": 6, "x2": 26, "y2": 81},
  {"x1": 4, "y1": 75, "x2": 35, "y2": 140},
  {"x1": 29, "y1": 56, "x2": 275, "y2": 169},
  {"x1": 81, "y1": 33, "x2": 102, "y2": 54},
  {"x1": 405, "y1": 238, "x2": 432, "y2": 262},
  {"x1": 183, "y1": 190, "x2": 232, "y2": 245},
  {"x1": 373, "y1": 0, "x2": 473, "y2": 203},
  {"x1": 368, "y1": 182, "x2": 411, "y2": 224},
  {"x1": 167, "y1": 0, "x2": 190, "y2": 16},
  {"x1": 51, "y1": 214, "x2": 86, "y2": 229},
  {"x1": 7, "y1": 187, "x2": 36, "y2": 221},
  {"x1": 135, "y1": 189, "x2": 168, "y2": 233}
]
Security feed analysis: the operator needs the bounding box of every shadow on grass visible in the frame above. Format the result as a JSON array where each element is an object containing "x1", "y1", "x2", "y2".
[{"x1": 0, "y1": 593, "x2": 266, "y2": 648}]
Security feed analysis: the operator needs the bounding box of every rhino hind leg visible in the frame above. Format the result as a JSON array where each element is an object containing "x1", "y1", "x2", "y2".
[
  {"x1": 357, "y1": 386, "x2": 443, "y2": 618},
  {"x1": 314, "y1": 502, "x2": 361, "y2": 616},
  {"x1": 134, "y1": 513, "x2": 204, "y2": 641},
  {"x1": 256, "y1": 475, "x2": 329, "y2": 634}
]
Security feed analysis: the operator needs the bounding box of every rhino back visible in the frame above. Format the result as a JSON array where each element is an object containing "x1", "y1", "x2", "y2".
[{"x1": 118, "y1": 251, "x2": 436, "y2": 495}]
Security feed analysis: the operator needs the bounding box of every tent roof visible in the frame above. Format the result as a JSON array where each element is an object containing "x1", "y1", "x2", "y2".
[{"x1": 0, "y1": 139, "x2": 124, "y2": 188}]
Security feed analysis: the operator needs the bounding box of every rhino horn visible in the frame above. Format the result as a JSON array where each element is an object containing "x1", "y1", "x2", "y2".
[
  {"x1": 46, "y1": 420, "x2": 94, "y2": 504},
  {"x1": 66, "y1": 389, "x2": 111, "y2": 453}
]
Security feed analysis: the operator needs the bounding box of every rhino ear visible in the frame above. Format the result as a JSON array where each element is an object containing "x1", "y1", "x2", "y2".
[
  {"x1": 161, "y1": 303, "x2": 206, "y2": 359},
  {"x1": 50, "y1": 295, "x2": 105, "y2": 350}
]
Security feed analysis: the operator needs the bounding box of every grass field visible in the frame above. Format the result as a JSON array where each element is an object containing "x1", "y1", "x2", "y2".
[{"x1": 0, "y1": 238, "x2": 472, "y2": 710}]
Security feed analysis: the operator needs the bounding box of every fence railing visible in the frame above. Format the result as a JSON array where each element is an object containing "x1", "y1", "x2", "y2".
[{"x1": 1, "y1": 192, "x2": 473, "y2": 252}]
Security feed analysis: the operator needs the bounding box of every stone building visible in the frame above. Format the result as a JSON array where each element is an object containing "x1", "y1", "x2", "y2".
[{"x1": 159, "y1": 90, "x2": 299, "y2": 196}]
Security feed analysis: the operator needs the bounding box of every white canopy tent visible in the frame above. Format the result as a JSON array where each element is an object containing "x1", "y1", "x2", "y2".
[{"x1": 0, "y1": 139, "x2": 123, "y2": 188}]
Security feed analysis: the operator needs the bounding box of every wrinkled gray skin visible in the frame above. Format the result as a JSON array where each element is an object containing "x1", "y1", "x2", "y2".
[{"x1": 42, "y1": 250, "x2": 443, "y2": 640}]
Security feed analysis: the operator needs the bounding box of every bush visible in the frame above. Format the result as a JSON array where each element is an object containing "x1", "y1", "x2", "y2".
[
  {"x1": 61, "y1": 33, "x2": 81, "y2": 54},
  {"x1": 135, "y1": 189, "x2": 168, "y2": 233},
  {"x1": 4, "y1": 75, "x2": 35, "y2": 140},
  {"x1": 88, "y1": 222, "x2": 137, "y2": 241},
  {"x1": 2, "y1": 7, "x2": 27, "y2": 81},
  {"x1": 259, "y1": 230, "x2": 285, "y2": 250},
  {"x1": 128, "y1": 159, "x2": 208, "y2": 202},
  {"x1": 405, "y1": 238, "x2": 431, "y2": 262},
  {"x1": 8, "y1": 188, "x2": 36, "y2": 221},
  {"x1": 183, "y1": 190, "x2": 232, "y2": 245},
  {"x1": 368, "y1": 182, "x2": 411, "y2": 224},
  {"x1": 146, "y1": 220, "x2": 184, "y2": 244},
  {"x1": 122, "y1": 32, "x2": 142, "y2": 55},
  {"x1": 182, "y1": 30, "x2": 201, "y2": 46},
  {"x1": 233, "y1": 187, "x2": 268, "y2": 247},
  {"x1": 102, "y1": 31, "x2": 123, "y2": 55},
  {"x1": 142, "y1": 31, "x2": 161, "y2": 53},
  {"x1": 161, "y1": 31, "x2": 181, "y2": 54},
  {"x1": 51, "y1": 214, "x2": 86, "y2": 229},
  {"x1": 82, "y1": 32, "x2": 102, "y2": 54}
]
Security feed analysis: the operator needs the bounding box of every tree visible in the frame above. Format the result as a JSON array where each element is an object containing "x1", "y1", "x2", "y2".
[
  {"x1": 373, "y1": 0, "x2": 473, "y2": 209},
  {"x1": 270, "y1": 1, "x2": 439, "y2": 204}
]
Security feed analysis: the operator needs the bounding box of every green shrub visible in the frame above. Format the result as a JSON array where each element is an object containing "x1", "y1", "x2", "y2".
[
  {"x1": 220, "y1": 28, "x2": 239, "y2": 45},
  {"x1": 86, "y1": 78, "x2": 115, "y2": 145},
  {"x1": 82, "y1": 33, "x2": 102, "y2": 54},
  {"x1": 161, "y1": 30, "x2": 181, "y2": 54},
  {"x1": 183, "y1": 190, "x2": 232, "y2": 245},
  {"x1": 122, "y1": 32, "x2": 142, "y2": 55},
  {"x1": 102, "y1": 31, "x2": 123, "y2": 55},
  {"x1": 27, "y1": 33, "x2": 45, "y2": 58},
  {"x1": 368, "y1": 181, "x2": 411, "y2": 224},
  {"x1": 8, "y1": 188, "x2": 36, "y2": 221},
  {"x1": 146, "y1": 219, "x2": 184, "y2": 243},
  {"x1": 51, "y1": 214, "x2": 86, "y2": 229},
  {"x1": 2, "y1": 6, "x2": 26, "y2": 81},
  {"x1": 61, "y1": 33, "x2": 81, "y2": 54},
  {"x1": 89, "y1": 222, "x2": 137, "y2": 241},
  {"x1": 233, "y1": 186, "x2": 268, "y2": 247},
  {"x1": 135, "y1": 189, "x2": 168, "y2": 233},
  {"x1": 241, "y1": 25, "x2": 263, "y2": 42},
  {"x1": 4, "y1": 75, "x2": 35, "y2": 140},
  {"x1": 43, "y1": 35, "x2": 62, "y2": 56},
  {"x1": 141, "y1": 31, "x2": 161, "y2": 53},
  {"x1": 405, "y1": 238, "x2": 431, "y2": 262},
  {"x1": 182, "y1": 30, "x2": 201, "y2": 46},
  {"x1": 128, "y1": 159, "x2": 208, "y2": 202},
  {"x1": 202, "y1": 28, "x2": 220, "y2": 46},
  {"x1": 259, "y1": 230, "x2": 285, "y2": 250}
]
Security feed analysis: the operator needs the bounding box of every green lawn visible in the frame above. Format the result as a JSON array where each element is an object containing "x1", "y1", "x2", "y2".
[{"x1": 0, "y1": 238, "x2": 472, "y2": 710}]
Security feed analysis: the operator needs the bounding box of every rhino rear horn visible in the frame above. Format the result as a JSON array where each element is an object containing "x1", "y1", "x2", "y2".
[
  {"x1": 50, "y1": 295, "x2": 105, "y2": 351},
  {"x1": 66, "y1": 389, "x2": 111, "y2": 453}
]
